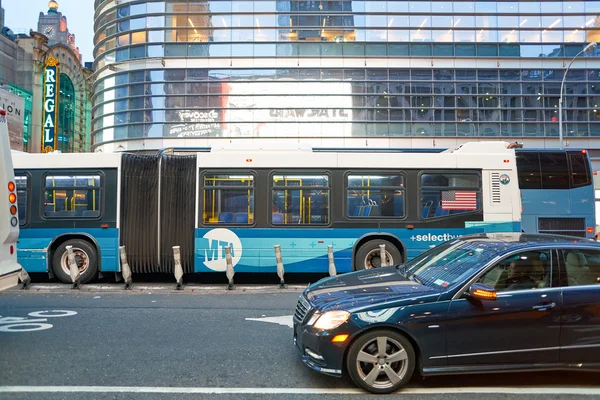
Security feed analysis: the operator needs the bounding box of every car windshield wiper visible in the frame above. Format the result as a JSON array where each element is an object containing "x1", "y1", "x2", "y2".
[
  {"x1": 396, "y1": 263, "x2": 409, "y2": 276},
  {"x1": 410, "y1": 273, "x2": 423, "y2": 285}
]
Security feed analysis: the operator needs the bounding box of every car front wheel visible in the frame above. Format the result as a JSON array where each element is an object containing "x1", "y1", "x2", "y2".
[{"x1": 346, "y1": 329, "x2": 415, "y2": 394}]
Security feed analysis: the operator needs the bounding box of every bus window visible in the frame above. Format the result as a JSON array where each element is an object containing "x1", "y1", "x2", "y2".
[
  {"x1": 202, "y1": 173, "x2": 254, "y2": 225},
  {"x1": 569, "y1": 151, "x2": 591, "y2": 188},
  {"x1": 271, "y1": 174, "x2": 329, "y2": 225},
  {"x1": 516, "y1": 152, "x2": 541, "y2": 189},
  {"x1": 539, "y1": 152, "x2": 569, "y2": 189},
  {"x1": 43, "y1": 174, "x2": 102, "y2": 218},
  {"x1": 420, "y1": 173, "x2": 480, "y2": 219},
  {"x1": 346, "y1": 174, "x2": 405, "y2": 218},
  {"x1": 15, "y1": 175, "x2": 27, "y2": 226}
]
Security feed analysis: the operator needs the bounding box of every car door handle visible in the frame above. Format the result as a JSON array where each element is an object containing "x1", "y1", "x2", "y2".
[{"x1": 533, "y1": 302, "x2": 556, "y2": 311}]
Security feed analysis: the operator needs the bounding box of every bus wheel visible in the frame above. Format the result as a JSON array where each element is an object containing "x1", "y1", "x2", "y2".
[
  {"x1": 355, "y1": 240, "x2": 401, "y2": 270},
  {"x1": 52, "y1": 239, "x2": 98, "y2": 284}
]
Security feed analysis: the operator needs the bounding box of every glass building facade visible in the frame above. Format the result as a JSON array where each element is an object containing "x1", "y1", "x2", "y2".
[{"x1": 92, "y1": 1, "x2": 600, "y2": 152}]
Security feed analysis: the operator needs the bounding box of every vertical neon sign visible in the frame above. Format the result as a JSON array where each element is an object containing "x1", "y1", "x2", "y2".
[{"x1": 42, "y1": 56, "x2": 60, "y2": 153}]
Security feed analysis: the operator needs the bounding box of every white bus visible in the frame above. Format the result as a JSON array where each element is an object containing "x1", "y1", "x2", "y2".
[
  {"x1": 0, "y1": 108, "x2": 22, "y2": 290},
  {"x1": 13, "y1": 141, "x2": 521, "y2": 282}
]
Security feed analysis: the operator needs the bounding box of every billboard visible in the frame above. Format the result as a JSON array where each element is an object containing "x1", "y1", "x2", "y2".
[
  {"x1": 0, "y1": 89, "x2": 25, "y2": 151},
  {"x1": 168, "y1": 109, "x2": 222, "y2": 137},
  {"x1": 42, "y1": 57, "x2": 60, "y2": 153},
  {"x1": 221, "y1": 81, "x2": 353, "y2": 137}
]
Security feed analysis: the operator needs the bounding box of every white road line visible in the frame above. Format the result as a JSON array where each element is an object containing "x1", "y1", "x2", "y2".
[{"x1": 0, "y1": 386, "x2": 599, "y2": 395}]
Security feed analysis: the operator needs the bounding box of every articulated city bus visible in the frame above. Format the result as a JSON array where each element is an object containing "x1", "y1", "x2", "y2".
[
  {"x1": 0, "y1": 109, "x2": 22, "y2": 290},
  {"x1": 516, "y1": 149, "x2": 596, "y2": 238},
  {"x1": 13, "y1": 141, "x2": 521, "y2": 283}
]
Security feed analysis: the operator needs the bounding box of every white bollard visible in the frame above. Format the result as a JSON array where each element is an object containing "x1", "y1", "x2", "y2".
[
  {"x1": 18, "y1": 267, "x2": 31, "y2": 289},
  {"x1": 66, "y1": 245, "x2": 81, "y2": 289},
  {"x1": 225, "y1": 246, "x2": 235, "y2": 290},
  {"x1": 119, "y1": 246, "x2": 132, "y2": 289},
  {"x1": 379, "y1": 244, "x2": 388, "y2": 267},
  {"x1": 173, "y1": 246, "x2": 184, "y2": 290},
  {"x1": 274, "y1": 245, "x2": 287, "y2": 288},
  {"x1": 327, "y1": 245, "x2": 337, "y2": 277}
]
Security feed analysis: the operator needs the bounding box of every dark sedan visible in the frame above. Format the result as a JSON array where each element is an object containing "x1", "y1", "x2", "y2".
[{"x1": 293, "y1": 233, "x2": 600, "y2": 394}]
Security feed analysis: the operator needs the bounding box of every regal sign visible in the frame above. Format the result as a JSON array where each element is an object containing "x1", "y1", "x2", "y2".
[{"x1": 42, "y1": 57, "x2": 60, "y2": 153}]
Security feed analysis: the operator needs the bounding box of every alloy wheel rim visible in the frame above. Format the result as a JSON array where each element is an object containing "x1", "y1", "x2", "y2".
[{"x1": 355, "y1": 336, "x2": 409, "y2": 390}]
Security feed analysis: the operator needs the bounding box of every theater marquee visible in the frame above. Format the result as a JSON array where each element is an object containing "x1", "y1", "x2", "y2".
[{"x1": 42, "y1": 57, "x2": 60, "y2": 153}]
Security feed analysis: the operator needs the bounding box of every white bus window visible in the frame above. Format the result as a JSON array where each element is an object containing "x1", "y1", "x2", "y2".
[
  {"x1": 43, "y1": 175, "x2": 102, "y2": 218},
  {"x1": 272, "y1": 175, "x2": 329, "y2": 225},
  {"x1": 202, "y1": 174, "x2": 254, "y2": 225},
  {"x1": 347, "y1": 174, "x2": 405, "y2": 218},
  {"x1": 15, "y1": 176, "x2": 27, "y2": 226},
  {"x1": 420, "y1": 173, "x2": 481, "y2": 219}
]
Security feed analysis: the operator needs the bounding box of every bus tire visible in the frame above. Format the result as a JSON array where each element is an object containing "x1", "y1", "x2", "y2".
[
  {"x1": 52, "y1": 239, "x2": 98, "y2": 284},
  {"x1": 355, "y1": 239, "x2": 401, "y2": 270}
]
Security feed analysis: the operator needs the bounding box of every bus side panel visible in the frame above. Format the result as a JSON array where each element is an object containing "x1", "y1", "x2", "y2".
[
  {"x1": 17, "y1": 228, "x2": 119, "y2": 273},
  {"x1": 193, "y1": 224, "x2": 518, "y2": 273}
]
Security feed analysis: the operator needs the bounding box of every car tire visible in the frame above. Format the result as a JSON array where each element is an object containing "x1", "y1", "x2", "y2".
[
  {"x1": 52, "y1": 239, "x2": 98, "y2": 284},
  {"x1": 354, "y1": 239, "x2": 402, "y2": 270},
  {"x1": 346, "y1": 329, "x2": 416, "y2": 394}
]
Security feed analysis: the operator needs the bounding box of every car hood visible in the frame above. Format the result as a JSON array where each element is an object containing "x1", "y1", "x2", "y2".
[{"x1": 305, "y1": 267, "x2": 441, "y2": 312}]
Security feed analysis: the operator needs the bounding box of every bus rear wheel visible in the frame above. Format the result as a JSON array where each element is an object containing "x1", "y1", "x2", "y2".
[
  {"x1": 52, "y1": 239, "x2": 98, "y2": 284},
  {"x1": 355, "y1": 239, "x2": 401, "y2": 270}
]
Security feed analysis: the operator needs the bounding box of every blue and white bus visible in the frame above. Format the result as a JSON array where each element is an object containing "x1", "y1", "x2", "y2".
[
  {"x1": 0, "y1": 109, "x2": 22, "y2": 291},
  {"x1": 13, "y1": 141, "x2": 521, "y2": 283},
  {"x1": 516, "y1": 149, "x2": 595, "y2": 239}
]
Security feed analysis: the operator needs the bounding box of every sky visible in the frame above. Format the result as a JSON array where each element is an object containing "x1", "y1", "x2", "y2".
[{"x1": 3, "y1": 0, "x2": 95, "y2": 63}]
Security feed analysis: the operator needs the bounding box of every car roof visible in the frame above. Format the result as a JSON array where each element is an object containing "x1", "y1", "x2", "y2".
[{"x1": 456, "y1": 232, "x2": 599, "y2": 254}]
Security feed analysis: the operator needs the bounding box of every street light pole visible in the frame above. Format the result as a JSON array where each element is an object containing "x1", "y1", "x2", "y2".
[{"x1": 559, "y1": 42, "x2": 597, "y2": 148}]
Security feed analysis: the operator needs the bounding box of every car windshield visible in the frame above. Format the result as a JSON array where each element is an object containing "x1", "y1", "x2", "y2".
[{"x1": 404, "y1": 238, "x2": 509, "y2": 290}]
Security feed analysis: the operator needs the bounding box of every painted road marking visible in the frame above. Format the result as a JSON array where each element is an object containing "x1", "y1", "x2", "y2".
[
  {"x1": 0, "y1": 386, "x2": 599, "y2": 395},
  {"x1": 245, "y1": 315, "x2": 293, "y2": 328},
  {"x1": 0, "y1": 310, "x2": 77, "y2": 333}
]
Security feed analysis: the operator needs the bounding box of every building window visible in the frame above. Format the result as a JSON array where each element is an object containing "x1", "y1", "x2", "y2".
[
  {"x1": 16, "y1": 175, "x2": 28, "y2": 226},
  {"x1": 271, "y1": 174, "x2": 329, "y2": 225}
]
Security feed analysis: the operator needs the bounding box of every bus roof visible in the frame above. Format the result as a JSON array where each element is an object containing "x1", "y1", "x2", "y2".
[{"x1": 11, "y1": 152, "x2": 122, "y2": 169}]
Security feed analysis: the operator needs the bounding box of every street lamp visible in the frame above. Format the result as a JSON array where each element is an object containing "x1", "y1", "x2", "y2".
[{"x1": 559, "y1": 42, "x2": 597, "y2": 147}]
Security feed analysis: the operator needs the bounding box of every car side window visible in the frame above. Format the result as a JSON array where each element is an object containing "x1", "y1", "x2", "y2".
[
  {"x1": 561, "y1": 249, "x2": 600, "y2": 287},
  {"x1": 477, "y1": 250, "x2": 552, "y2": 292}
]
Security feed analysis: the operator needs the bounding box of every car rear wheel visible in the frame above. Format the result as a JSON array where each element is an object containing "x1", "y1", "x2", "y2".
[{"x1": 346, "y1": 329, "x2": 415, "y2": 394}]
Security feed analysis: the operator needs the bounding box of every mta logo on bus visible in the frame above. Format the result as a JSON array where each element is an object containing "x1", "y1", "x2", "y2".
[{"x1": 201, "y1": 228, "x2": 243, "y2": 271}]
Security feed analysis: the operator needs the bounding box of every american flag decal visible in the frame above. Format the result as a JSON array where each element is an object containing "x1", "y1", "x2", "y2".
[{"x1": 441, "y1": 191, "x2": 477, "y2": 210}]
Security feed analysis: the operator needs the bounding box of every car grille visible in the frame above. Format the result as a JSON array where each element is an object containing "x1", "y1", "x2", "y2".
[{"x1": 294, "y1": 295, "x2": 312, "y2": 323}]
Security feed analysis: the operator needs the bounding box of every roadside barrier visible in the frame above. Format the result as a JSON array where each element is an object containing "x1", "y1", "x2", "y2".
[
  {"x1": 119, "y1": 246, "x2": 133, "y2": 289},
  {"x1": 225, "y1": 246, "x2": 235, "y2": 290},
  {"x1": 18, "y1": 267, "x2": 31, "y2": 290},
  {"x1": 274, "y1": 245, "x2": 287, "y2": 288},
  {"x1": 379, "y1": 244, "x2": 388, "y2": 267},
  {"x1": 173, "y1": 246, "x2": 184, "y2": 290},
  {"x1": 66, "y1": 245, "x2": 81, "y2": 289},
  {"x1": 328, "y1": 245, "x2": 337, "y2": 277}
]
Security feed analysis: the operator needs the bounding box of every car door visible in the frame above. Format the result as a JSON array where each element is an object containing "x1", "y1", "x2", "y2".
[
  {"x1": 558, "y1": 248, "x2": 600, "y2": 363},
  {"x1": 445, "y1": 249, "x2": 562, "y2": 366}
]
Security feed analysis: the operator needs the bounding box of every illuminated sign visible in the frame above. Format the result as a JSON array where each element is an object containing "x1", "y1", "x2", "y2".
[
  {"x1": 42, "y1": 57, "x2": 60, "y2": 153},
  {"x1": 222, "y1": 81, "x2": 353, "y2": 137}
]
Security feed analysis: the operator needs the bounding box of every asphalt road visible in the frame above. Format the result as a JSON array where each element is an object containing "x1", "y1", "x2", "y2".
[{"x1": 1, "y1": 287, "x2": 599, "y2": 400}]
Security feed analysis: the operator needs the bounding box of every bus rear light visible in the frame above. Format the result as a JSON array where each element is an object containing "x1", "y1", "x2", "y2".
[
  {"x1": 0, "y1": 109, "x2": 5, "y2": 116},
  {"x1": 8, "y1": 181, "x2": 15, "y2": 192},
  {"x1": 407, "y1": 224, "x2": 414, "y2": 229},
  {"x1": 504, "y1": 159, "x2": 510, "y2": 163},
  {"x1": 246, "y1": 158, "x2": 252, "y2": 162},
  {"x1": 101, "y1": 224, "x2": 109, "y2": 228},
  {"x1": 10, "y1": 205, "x2": 17, "y2": 215},
  {"x1": 587, "y1": 227, "x2": 594, "y2": 233},
  {"x1": 582, "y1": 150, "x2": 587, "y2": 154},
  {"x1": 10, "y1": 246, "x2": 14, "y2": 255},
  {"x1": 9, "y1": 193, "x2": 16, "y2": 203},
  {"x1": 10, "y1": 217, "x2": 17, "y2": 227}
]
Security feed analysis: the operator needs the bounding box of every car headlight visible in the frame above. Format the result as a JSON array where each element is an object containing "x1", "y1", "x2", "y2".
[{"x1": 313, "y1": 310, "x2": 350, "y2": 330}]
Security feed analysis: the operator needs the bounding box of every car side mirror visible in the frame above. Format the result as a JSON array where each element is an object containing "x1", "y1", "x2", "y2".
[{"x1": 467, "y1": 283, "x2": 497, "y2": 301}]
